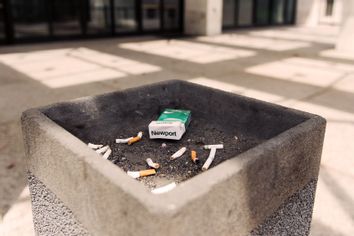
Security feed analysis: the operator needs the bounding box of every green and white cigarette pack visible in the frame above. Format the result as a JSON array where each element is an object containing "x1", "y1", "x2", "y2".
[{"x1": 149, "y1": 109, "x2": 191, "y2": 140}]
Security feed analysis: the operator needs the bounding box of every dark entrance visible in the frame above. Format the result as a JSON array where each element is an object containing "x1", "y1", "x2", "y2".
[
  {"x1": 222, "y1": 0, "x2": 296, "y2": 29},
  {"x1": 0, "y1": 0, "x2": 5, "y2": 42},
  {"x1": 0, "y1": 0, "x2": 184, "y2": 45}
]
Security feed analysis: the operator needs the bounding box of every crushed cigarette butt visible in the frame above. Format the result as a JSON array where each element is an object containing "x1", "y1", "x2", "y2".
[
  {"x1": 202, "y1": 148, "x2": 216, "y2": 171},
  {"x1": 161, "y1": 143, "x2": 167, "y2": 148},
  {"x1": 88, "y1": 143, "x2": 103, "y2": 149},
  {"x1": 137, "y1": 131, "x2": 143, "y2": 139},
  {"x1": 202, "y1": 144, "x2": 224, "y2": 171},
  {"x1": 191, "y1": 150, "x2": 199, "y2": 164},
  {"x1": 128, "y1": 136, "x2": 141, "y2": 145},
  {"x1": 96, "y1": 145, "x2": 109, "y2": 154},
  {"x1": 116, "y1": 137, "x2": 133, "y2": 144},
  {"x1": 170, "y1": 147, "x2": 187, "y2": 160},
  {"x1": 151, "y1": 182, "x2": 177, "y2": 194},
  {"x1": 128, "y1": 131, "x2": 143, "y2": 145},
  {"x1": 102, "y1": 148, "x2": 112, "y2": 159},
  {"x1": 146, "y1": 158, "x2": 160, "y2": 169}
]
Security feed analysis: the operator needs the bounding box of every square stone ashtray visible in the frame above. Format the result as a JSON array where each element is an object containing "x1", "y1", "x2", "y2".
[{"x1": 22, "y1": 80, "x2": 326, "y2": 236}]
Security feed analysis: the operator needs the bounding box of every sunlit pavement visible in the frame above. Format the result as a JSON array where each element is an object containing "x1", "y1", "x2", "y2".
[{"x1": 0, "y1": 26, "x2": 353, "y2": 235}]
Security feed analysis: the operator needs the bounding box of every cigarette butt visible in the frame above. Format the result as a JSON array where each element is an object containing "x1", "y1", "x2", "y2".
[
  {"x1": 146, "y1": 158, "x2": 160, "y2": 169},
  {"x1": 191, "y1": 150, "x2": 199, "y2": 164},
  {"x1": 128, "y1": 136, "x2": 142, "y2": 145},
  {"x1": 137, "y1": 131, "x2": 143, "y2": 139},
  {"x1": 151, "y1": 182, "x2": 177, "y2": 194},
  {"x1": 127, "y1": 171, "x2": 140, "y2": 179},
  {"x1": 102, "y1": 148, "x2": 112, "y2": 159},
  {"x1": 204, "y1": 144, "x2": 224, "y2": 149},
  {"x1": 139, "y1": 169, "x2": 156, "y2": 177},
  {"x1": 116, "y1": 137, "x2": 133, "y2": 144},
  {"x1": 127, "y1": 169, "x2": 156, "y2": 178},
  {"x1": 88, "y1": 143, "x2": 103, "y2": 149},
  {"x1": 170, "y1": 147, "x2": 187, "y2": 160},
  {"x1": 202, "y1": 148, "x2": 217, "y2": 171},
  {"x1": 96, "y1": 145, "x2": 109, "y2": 154}
]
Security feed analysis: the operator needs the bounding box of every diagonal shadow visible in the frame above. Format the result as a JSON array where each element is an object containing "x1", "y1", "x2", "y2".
[{"x1": 320, "y1": 167, "x2": 354, "y2": 222}]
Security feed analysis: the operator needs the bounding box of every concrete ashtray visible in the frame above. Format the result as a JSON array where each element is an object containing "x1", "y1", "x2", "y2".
[{"x1": 22, "y1": 80, "x2": 326, "y2": 236}]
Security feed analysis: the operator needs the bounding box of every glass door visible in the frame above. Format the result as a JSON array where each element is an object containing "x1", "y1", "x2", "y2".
[
  {"x1": 163, "y1": 0, "x2": 180, "y2": 31},
  {"x1": 271, "y1": 0, "x2": 285, "y2": 24},
  {"x1": 237, "y1": 0, "x2": 253, "y2": 26},
  {"x1": 11, "y1": 0, "x2": 50, "y2": 40},
  {"x1": 0, "y1": 0, "x2": 5, "y2": 41},
  {"x1": 85, "y1": 0, "x2": 112, "y2": 35},
  {"x1": 52, "y1": 0, "x2": 82, "y2": 36},
  {"x1": 222, "y1": 0, "x2": 236, "y2": 28},
  {"x1": 284, "y1": 0, "x2": 295, "y2": 24},
  {"x1": 255, "y1": 0, "x2": 271, "y2": 25},
  {"x1": 114, "y1": 0, "x2": 137, "y2": 33},
  {"x1": 142, "y1": 0, "x2": 160, "y2": 31}
]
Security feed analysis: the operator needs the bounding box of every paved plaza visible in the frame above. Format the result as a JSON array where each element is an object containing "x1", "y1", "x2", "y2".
[{"x1": 0, "y1": 26, "x2": 353, "y2": 235}]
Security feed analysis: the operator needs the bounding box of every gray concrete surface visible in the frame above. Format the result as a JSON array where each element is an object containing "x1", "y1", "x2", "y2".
[
  {"x1": 0, "y1": 25, "x2": 353, "y2": 235},
  {"x1": 27, "y1": 174, "x2": 89, "y2": 235},
  {"x1": 21, "y1": 80, "x2": 325, "y2": 235}
]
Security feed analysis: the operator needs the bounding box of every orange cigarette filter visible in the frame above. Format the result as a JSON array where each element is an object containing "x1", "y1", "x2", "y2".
[
  {"x1": 128, "y1": 136, "x2": 141, "y2": 145},
  {"x1": 191, "y1": 150, "x2": 199, "y2": 164},
  {"x1": 139, "y1": 169, "x2": 156, "y2": 177}
]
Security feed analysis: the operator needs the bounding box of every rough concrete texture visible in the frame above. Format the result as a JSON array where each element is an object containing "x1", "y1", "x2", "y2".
[
  {"x1": 28, "y1": 171, "x2": 317, "y2": 236},
  {"x1": 27, "y1": 173, "x2": 89, "y2": 236},
  {"x1": 22, "y1": 80, "x2": 326, "y2": 236},
  {"x1": 250, "y1": 179, "x2": 316, "y2": 236}
]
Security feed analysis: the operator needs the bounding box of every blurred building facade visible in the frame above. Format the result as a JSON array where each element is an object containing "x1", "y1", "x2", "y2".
[{"x1": 0, "y1": 0, "x2": 346, "y2": 45}]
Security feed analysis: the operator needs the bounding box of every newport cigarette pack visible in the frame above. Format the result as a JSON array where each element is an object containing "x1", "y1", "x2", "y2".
[{"x1": 149, "y1": 109, "x2": 191, "y2": 140}]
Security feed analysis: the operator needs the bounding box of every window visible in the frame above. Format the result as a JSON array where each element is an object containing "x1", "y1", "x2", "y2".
[
  {"x1": 86, "y1": 0, "x2": 112, "y2": 35},
  {"x1": 238, "y1": 0, "x2": 253, "y2": 26},
  {"x1": 223, "y1": 0, "x2": 236, "y2": 27},
  {"x1": 142, "y1": 0, "x2": 160, "y2": 31},
  {"x1": 11, "y1": 0, "x2": 50, "y2": 39},
  {"x1": 147, "y1": 9, "x2": 157, "y2": 19},
  {"x1": 164, "y1": 0, "x2": 180, "y2": 30},
  {"x1": 326, "y1": 0, "x2": 334, "y2": 16},
  {"x1": 52, "y1": 0, "x2": 82, "y2": 36},
  {"x1": 272, "y1": 0, "x2": 285, "y2": 24},
  {"x1": 114, "y1": 0, "x2": 137, "y2": 32},
  {"x1": 255, "y1": 0, "x2": 270, "y2": 25}
]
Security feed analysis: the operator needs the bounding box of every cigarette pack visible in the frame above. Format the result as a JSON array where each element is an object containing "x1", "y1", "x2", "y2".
[{"x1": 149, "y1": 109, "x2": 191, "y2": 140}]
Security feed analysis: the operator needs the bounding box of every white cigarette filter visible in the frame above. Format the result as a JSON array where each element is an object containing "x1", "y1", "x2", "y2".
[
  {"x1": 96, "y1": 145, "x2": 109, "y2": 154},
  {"x1": 137, "y1": 131, "x2": 143, "y2": 139},
  {"x1": 204, "y1": 144, "x2": 224, "y2": 149},
  {"x1": 102, "y1": 148, "x2": 112, "y2": 159},
  {"x1": 151, "y1": 182, "x2": 177, "y2": 194},
  {"x1": 127, "y1": 171, "x2": 140, "y2": 179},
  {"x1": 115, "y1": 137, "x2": 133, "y2": 144},
  {"x1": 170, "y1": 147, "x2": 187, "y2": 160},
  {"x1": 88, "y1": 143, "x2": 103, "y2": 149},
  {"x1": 202, "y1": 148, "x2": 217, "y2": 171},
  {"x1": 146, "y1": 158, "x2": 160, "y2": 169}
]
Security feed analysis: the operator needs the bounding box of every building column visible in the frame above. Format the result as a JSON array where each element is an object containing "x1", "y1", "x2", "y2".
[
  {"x1": 336, "y1": 0, "x2": 354, "y2": 52},
  {"x1": 296, "y1": 0, "x2": 321, "y2": 27},
  {"x1": 184, "y1": 0, "x2": 223, "y2": 36}
]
